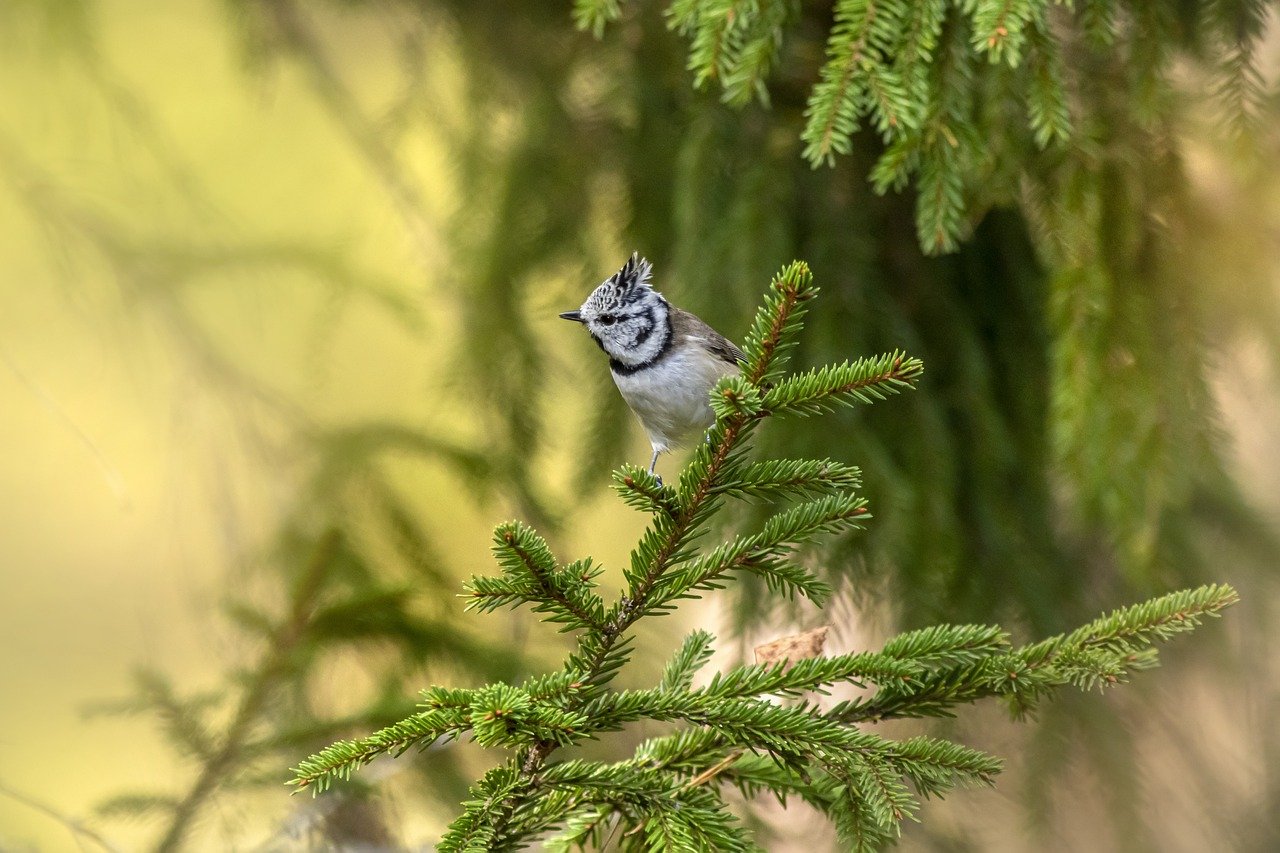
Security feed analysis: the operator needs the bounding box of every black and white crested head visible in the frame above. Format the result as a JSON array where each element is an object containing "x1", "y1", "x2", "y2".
[{"x1": 565, "y1": 253, "x2": 673, "y2": 370}]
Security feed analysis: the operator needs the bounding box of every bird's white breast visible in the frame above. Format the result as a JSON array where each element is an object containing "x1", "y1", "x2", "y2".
[{"x1": 612, "y1": 342, "x2": 738, "y2": 453}]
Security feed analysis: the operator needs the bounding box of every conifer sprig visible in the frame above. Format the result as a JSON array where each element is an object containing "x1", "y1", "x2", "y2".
[
  {"x1": 289, "y1": 707, "x2": 471, "y2": 794},
  {"x1": 462, "y1": 522, "x2": 606, "y2": 632},
  {"x1": 711, "y1": 457, "x2": 862, "y2": 500},
  {"x1": 830, "y1": 584, "x2": 1241, "y2": 724},
  {"x1": 291, "y1": 262, "x2": 1237, "y2": 852},
  {"x1": 761, "y1": 351, "x2": 925, "y2": 417},
  {"x1": 660, "y1": 629, "x2": 717, "y2": 692},
  {"x1": 574, "y1": 1, "x2": 1272, "y2": 252}
]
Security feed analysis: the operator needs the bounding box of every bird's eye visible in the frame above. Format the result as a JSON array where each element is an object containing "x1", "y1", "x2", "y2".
[{"x1": 599, "y1": 315, "x2": 616, "y2": 325}]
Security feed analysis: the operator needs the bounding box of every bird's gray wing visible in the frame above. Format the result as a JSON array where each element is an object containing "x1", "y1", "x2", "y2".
[{"x1": 673, "y1": 307, "x2": 747, "y2": 367}]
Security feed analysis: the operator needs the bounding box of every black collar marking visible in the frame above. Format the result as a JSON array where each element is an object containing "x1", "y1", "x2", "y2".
[{"x1": 609, "y1": 307, "x2": 674, "y2": 376}]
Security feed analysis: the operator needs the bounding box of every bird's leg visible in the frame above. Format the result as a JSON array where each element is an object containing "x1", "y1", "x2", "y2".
[{"x1": 648, "y1": 447, "x2": 662, "y2": 487}]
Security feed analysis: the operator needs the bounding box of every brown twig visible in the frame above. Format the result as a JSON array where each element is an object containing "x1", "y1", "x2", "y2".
[{"x1": 683, "y1": 749, "x2": 746, "y2": 789}]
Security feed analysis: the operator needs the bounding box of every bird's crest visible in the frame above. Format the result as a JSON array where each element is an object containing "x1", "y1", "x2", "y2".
[{"x1": 607, "y1": 252, "x2": 654, "y2": 305}]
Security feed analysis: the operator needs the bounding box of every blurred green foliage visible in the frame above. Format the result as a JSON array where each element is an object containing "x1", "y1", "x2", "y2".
[{"x1": 0, "y1": 0, "x2": 1277, "y2": 850}]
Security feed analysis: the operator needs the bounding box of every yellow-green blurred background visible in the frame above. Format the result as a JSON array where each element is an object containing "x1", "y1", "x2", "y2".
[
  {"x1": 2, "y1": 1, "x2": 1279, "y2": 850},
  {"x1": 1, "y1": 3, "x2": 486, "y2": 847}
]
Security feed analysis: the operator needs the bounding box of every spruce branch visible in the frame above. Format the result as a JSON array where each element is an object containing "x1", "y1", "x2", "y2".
[
  {"x1": 650, "y1": 493, "x2": 869, "y2": 608},
  {"x1": 666, "y1": 0, "x2": 703, "y2": 35},
  {"x1": 719, "y1": 0, "x2": 790, "y2": 107},
  {"x1": 289, "y1": 707, "x2": 472, "y2": 794},
  {"x1": 1024, "y1": 583, "x2": 1240, "y2": 665},
  {"x1": 700, "y1": 650, "x2": 918, "y2": 698},
  {"x1": 573, "y1": 0, "x2": 1273, "y2": 258},
  {"x1": 463, "y1": 522, "x2": 605, "y2": 632},
  {"x1": 612, "y1": 464, "x2": 679, "y2": 517},
  {"x1": 761, "y1": 351, "x2": 925, "y2": 417},
  {"x1": 967, "y1": 0, "x2": 1037, "y2": 66},
  {"x1": 437, "y1": 765, "x2": 525, "y2": 851},
  {"x1": 687, "y1": 0, "x2": 751, "y2": 89},
  {"x1": 740, "y1": 261, "x2": 819, "y2": 385},
  {"x1": 292, "y1": 262, "x2": 1237, "y2": 850},
  {"x1": 660, "y1": 629, "x2": 717, "y2": 692},
  {"x1": 831, "y1": 584, "x2": 1240, "y2": 724},
  {"x1": 538, "y1": 761, "x2": 760, "y2": 850},
  {"x1": 802, "y1": 0, "x2": 881, "y2": 166},
  {"x1": 1024, "y1": 16, "x2": 1072, "y2": 148},
  {"x1": 710, "y1": 457, "x2": 863, "y2": 501}
]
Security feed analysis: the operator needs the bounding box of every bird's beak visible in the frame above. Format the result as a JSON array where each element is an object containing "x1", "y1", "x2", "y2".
[{"x1": 558, "y1": 310, "x2": 584, "y2": 322}]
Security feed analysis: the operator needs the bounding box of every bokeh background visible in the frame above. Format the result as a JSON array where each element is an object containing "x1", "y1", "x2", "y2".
[{"x1": 1, "y1": 1, "x2": 1278, "y2": 850}]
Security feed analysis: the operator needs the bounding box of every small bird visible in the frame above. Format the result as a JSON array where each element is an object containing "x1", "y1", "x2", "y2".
[{"x1": 560, "y1": 253, "x2": 746, "y2": 475}]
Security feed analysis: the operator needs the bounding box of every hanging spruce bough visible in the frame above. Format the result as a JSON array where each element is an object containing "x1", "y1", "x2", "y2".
[
  {"x1": 290, "y1": 262, "x2": 1237, "y2": 851},
  {"x1": 577, "y1": 0, "x2": 1271, "y2": 253}
]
